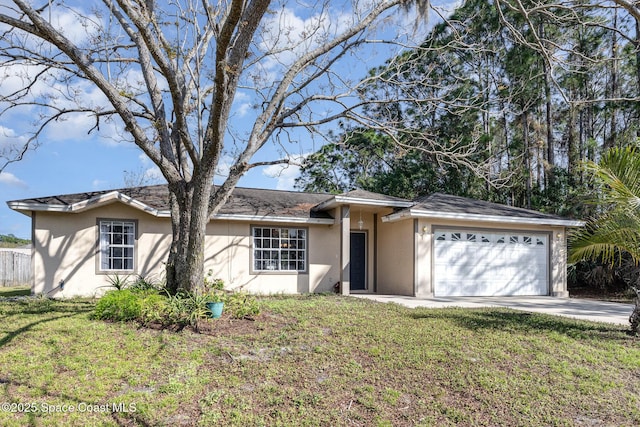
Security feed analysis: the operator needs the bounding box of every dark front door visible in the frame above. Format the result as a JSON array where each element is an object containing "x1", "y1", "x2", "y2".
[{"x1": 350, "y1": 232, "x2": 367, "y2": 291}]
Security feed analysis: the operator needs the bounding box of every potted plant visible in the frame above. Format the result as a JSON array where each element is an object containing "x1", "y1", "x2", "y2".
[{"x1": 204, "y1": 272, "x2": 225, "y2": 319}]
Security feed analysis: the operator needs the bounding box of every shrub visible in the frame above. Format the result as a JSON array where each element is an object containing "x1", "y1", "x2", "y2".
[
  {"x1": 203, "y1": 272, "x2": 225, "y2": 303},
  {"x1": 224, "y1": 292, "x2": 260, "y2": 319},
  {"x1": 164, "y1": 292, "x2": 210, "y2": 326},
  {"x1": 105, "y1": 274, "x2": 131, "y2": 290},
  {"x1": 93, "y1": 283, "x2": 261, "y2": 328},
  {"x1": 94, "y1": 289, "x2": 143, "y2": 321},
  {"x1": 130, "y1": 274, "x2": 161, "y2": 292},
  {"x1": 139, "y1": 293, "x2": 170, "y2": 325},
  {"x1": 204, "y1": 272, "x2": 224, "y2": 292}
]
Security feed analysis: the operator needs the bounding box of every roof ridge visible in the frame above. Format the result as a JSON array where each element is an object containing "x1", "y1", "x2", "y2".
[
  {"x1": 10, "y1": 183, "x2": 334, "y2": 204},
  {"x1": 341, "y1": 188, "x2": 412, "y2": 202}
]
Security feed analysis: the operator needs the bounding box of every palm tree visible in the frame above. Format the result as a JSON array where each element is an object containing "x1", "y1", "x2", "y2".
[
  {"x1": 570, "y1": 146, "x2": 640, "y2": 265},
  {"x1": 569, "y1": 146, "x2": 640, "y2": 334}
]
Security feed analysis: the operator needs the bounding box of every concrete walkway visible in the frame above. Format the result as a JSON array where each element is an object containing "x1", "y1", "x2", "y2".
[{"x1": 353, "y1": 294, "x2": 634, "y2": 325}]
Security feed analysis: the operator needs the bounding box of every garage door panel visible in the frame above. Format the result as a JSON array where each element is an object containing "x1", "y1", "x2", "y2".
[
  {"x1": 433, "y1": 229, "x2": 549, "y2": 297},
  {"x1": 475, "y1": 246, "x2": 492, "y2": 259}
]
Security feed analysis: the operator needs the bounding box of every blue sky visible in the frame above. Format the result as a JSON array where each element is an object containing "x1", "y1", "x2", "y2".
[{"x1": 0, "y1": 0, "x2": 457, "y2": 239}]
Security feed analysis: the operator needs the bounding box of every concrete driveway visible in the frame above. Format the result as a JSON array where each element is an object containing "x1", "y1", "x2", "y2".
[{"x1": 353, "y1": 294, "x2": 634, "y2": 325}]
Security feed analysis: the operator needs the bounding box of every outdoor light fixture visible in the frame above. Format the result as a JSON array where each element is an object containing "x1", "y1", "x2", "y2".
[{"x1": 358, "y1": 210, "x2": 364, "y2": 230}]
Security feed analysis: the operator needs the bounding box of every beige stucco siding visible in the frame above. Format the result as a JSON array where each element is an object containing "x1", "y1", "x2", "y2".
[
  {"x1": 33, "y1": 203, "x2": 172, "y2": 297},
  {"x1": 308, "y1": 220, "x2": 342, "y2": 293},
  {"x1": 550, "y1": 226, "x2": 568, "y2": 297},
  {"x1": 32, "y1": 202, "x2": 341, "y2": 297},
  {"x1": 204, "y1": 220, "x2": 341, "y2": 294},
  {"x1": 376, "y1": 216, "x2": 414, "y2": 296},
  {"x1": 30, "y1": 199, "x2": 571, "y2": 299}
]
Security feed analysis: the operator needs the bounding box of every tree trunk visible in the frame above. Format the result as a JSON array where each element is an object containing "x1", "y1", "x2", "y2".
[
  {"x1": 567, "y1": 106, "x2": 580, "y2": 182},
  {"x1": 522, "y1": 111, "x2": 532, "y2": 209},
  {"x1": 539, "y1": 22, "x2": 554, "y2": 189},
  {"x1": 166, "y1": 181, "x2": 193, "y2": 294},
  {"x1": 166, "y1": 166, "x2": 221, "y2": 294},
  {"x1": 165, "y1": 188, "x2": 181, "y2": 294},
  {"x1": 607, "y1": 9, "x2": 619, "y2": 149},
  {"x1": 543, "y1": 60, "x2": 554, "y2": 186}
]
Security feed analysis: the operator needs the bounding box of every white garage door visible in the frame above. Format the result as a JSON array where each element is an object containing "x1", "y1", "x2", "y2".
[{"x1": 433, "y1": 229, "x2": 549, "y2": 297}]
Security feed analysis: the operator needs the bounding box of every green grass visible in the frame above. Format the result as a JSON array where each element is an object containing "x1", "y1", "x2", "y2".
[
  {"x1": 1, "y1": 291, "x2": 639, "y2": 426},
  {"x1": 0, "y1": 287, "x2": 30, "y2": 298}
]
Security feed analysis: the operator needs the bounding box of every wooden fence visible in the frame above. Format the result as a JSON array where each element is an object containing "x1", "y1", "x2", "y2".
[{"x1": 0, "y1": 251, "x2": 32, "y2": 287}]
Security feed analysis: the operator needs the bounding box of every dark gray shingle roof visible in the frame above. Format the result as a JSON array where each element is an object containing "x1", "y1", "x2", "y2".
[
  {"x1": 11, "y1": 185, "x2": 335, "y2": 219},
  {"x1": 9, "y1": 186, "x2": 579, "y2": 223},
  {"x1": 411, "y1": 193, "x2": 569, "y2": 221}
]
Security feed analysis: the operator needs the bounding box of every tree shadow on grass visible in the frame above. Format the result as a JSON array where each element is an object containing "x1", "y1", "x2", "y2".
[
  {"x1": 0, "y1": 299, "x2": 151, "y2": 426},
  {"x1": 0, "y1": 377, "x2": 152, "y2": 427},
  {"x1": 0, "y1": 298, "x2": 95, "y2": 316},
  {"x1": 0, "y1": 312, "x2": 85, "y2": 349},
  {"x1": 409, "y1": 308, "x2": 634, "y2": 342},
  {"x1": 0, "y1": 300, "x2": 94, "y2": 348},
  {"x1": 0, "y1": 287, "x2": 31, "y2": 297}
]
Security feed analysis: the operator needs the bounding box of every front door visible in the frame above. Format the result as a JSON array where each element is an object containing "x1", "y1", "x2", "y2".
[{"x1": 350, "y1": 232, "x2": 367, "y2": 291}]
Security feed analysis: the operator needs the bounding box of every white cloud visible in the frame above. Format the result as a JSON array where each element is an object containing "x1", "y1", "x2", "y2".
[
  {"x1": 215, "y1": 155, "x2": 235, "y2": 181},
  {"x1": 0, "y1": 7, "x2": 145, "y2": 147},
  {"x1": 44, "y1": 112, "x2": 96, "y2": 142},
  {"x1": 138, "y1": 152, "x2": 152, "y2": 165},
  {"x1": 143, "y1": 166, "x2": 164, "y2": 183},
  {"x1": 258, "y1": 7, "x2": 352, "y2": 70},
  {"x1": 0, "y1": 171, "x2": 27, "y2": 188},
  {"x1": 121, "y1": 153, "x2": 164, "y2": 186},
  {"x1": 92, "y1": 179, "x2": 109, "y2": 190},
  {"x1": 235, "y1": 103, "x2": 251, "y2": 118},
  {"x1": 231, "y1": 91, "x2": 252, "y2": 118},
  {"x1": 0, "y1": 63, "x2": 124, "y2": 146},
  {"x1": 234, "y1": 92, "x2": 250, "y2": 103},
  {"x1": 23, "y1": 7, "x2": 102, "y2": 46},
  {"x1": 262, "y1": 153, "x2": 309, "y2": 191},
  {"x1": 12, "y1": 7, "x2": 104, "y2": 47},
  {"x1": 0, "y1": 125, "x2": 28, "y2": 151},
  {"x1": 0, "y1": 64, "x2": 47, "y2": 99}
]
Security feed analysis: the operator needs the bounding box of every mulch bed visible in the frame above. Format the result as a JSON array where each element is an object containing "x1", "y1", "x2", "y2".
[{"x1": 140, "y1": 311, "x2": 288, "y2": 337}]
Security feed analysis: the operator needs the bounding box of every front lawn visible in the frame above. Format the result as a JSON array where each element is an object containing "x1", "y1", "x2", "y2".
[
  {"x1": 0, "y1": 286, "x2": 30, "y2": 298},
  {"x1": 0, "y1": 292, "x2": 639, "y2": 426}
]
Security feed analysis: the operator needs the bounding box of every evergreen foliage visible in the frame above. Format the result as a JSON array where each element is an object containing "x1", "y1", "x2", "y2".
[
  {"x1": 298, "y1": 0, "x2": 640, "y2": 220},
  {"x1": 0, "y1": 234, "x2": 30, "y2": 247}
]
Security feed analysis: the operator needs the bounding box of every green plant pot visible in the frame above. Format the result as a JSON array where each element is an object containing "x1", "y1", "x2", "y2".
[{"x1": 206, "y1": 301, "x2": 224, "y2": 319}]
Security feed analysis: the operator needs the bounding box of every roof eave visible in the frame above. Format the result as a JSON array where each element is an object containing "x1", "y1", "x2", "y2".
[
  {"x1": 212, "y1": 213, "x2": 334, "y2": 224},
  {"x1": 382, "y1": 209, "x2": 585, "y2": 227},
  {"x1": 7, "y1": 191, "x2": 162, "y2": 217}
]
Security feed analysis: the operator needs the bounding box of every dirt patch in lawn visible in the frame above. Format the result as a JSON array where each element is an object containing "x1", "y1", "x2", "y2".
[{"x1": 193, "y1": 312, "x2": 287, "y2": 336}]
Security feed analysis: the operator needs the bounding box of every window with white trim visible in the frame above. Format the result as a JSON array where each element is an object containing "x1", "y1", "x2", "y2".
[
  {"x1": 99, "y1": 220, "x2": 135, "y2": 271},
  {"x1": 253, "y1": 227, "x2": 307, "y2": 272}
]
